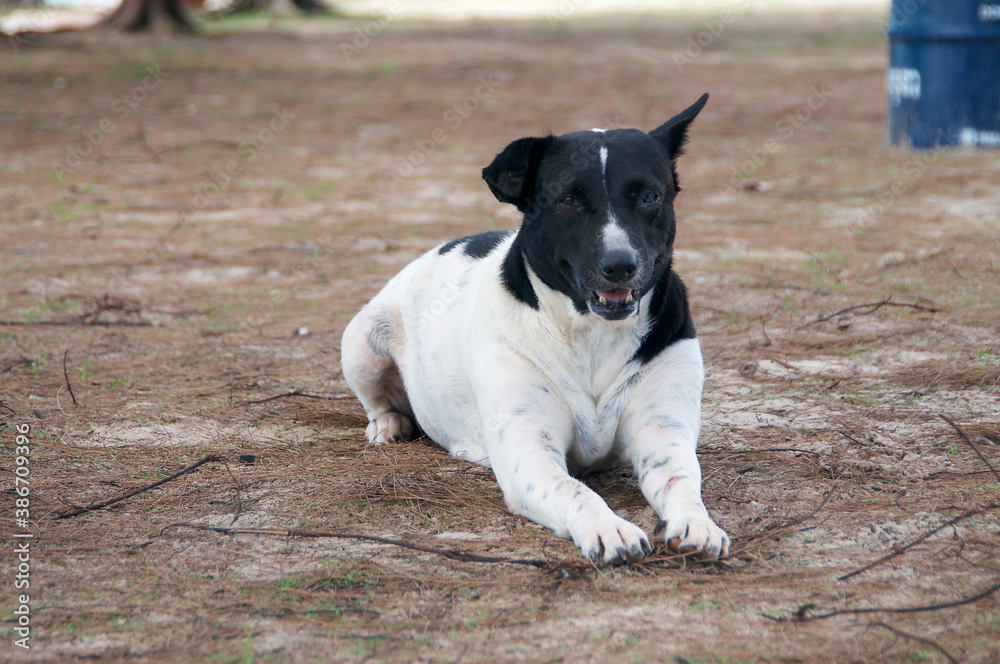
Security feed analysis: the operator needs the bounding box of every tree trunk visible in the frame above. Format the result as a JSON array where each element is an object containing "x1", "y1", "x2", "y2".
[
  {"x1": 101, "y1": 0, "x2": 196, "y2": 33},
  {"x1": 289, "y1": 0, "x2": 329, "y2": 14}
]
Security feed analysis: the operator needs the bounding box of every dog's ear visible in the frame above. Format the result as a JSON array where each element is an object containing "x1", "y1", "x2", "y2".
[
  {"x1": 482, "y1": 136, "x2": 551, "y2": 212},
  {"x1": 649, "y1": 93, "x2": 709, "y2": 162}
]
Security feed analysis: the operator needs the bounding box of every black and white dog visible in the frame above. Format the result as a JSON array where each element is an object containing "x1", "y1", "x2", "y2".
[{"x1": 342, "y1": 94, "x2": 729, "y2": 564}]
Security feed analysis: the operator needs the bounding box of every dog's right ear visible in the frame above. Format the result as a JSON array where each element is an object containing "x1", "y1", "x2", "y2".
[{"x1": 482, "y1": 136, "x2": 551, "y2": 213}]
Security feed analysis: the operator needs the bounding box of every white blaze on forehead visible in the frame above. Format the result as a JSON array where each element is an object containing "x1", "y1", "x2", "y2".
[
  {"x1": 597, "y1": 144, "x2": 634, "y2": 252},
  {"x1": 591, "y1": 128, "x2": 607, "y2": 133}
]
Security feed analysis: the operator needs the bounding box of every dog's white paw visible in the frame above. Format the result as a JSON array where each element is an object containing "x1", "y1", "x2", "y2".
[
  {"x1": 655, "y1": 508, "x2": 730, "y2": 561},
  {"x1": 573, "y1": 514, "x2": 652, "y2": 565},
  {"x1": 365, "y1": 412, "x2": 414, "y2": 444}
]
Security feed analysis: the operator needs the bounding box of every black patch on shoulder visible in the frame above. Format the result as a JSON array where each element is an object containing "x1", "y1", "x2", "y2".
[
  {"x1": 501, "y1": 233, "x2": 539, "y2": 309},
  {"x1": 438, "y1": 230, "x2": 512, "y2": 259},
  {"x1": 438, "y1": 238, "x2": 465, "y2": 255},
  {"x1": 632, "y1": 270, "x2": 696, "y2": 364}
]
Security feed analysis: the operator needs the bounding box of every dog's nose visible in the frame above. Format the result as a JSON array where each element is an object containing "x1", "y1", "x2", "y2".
[{"x1": 599, "y1": 250, "x2": 638, "y2": 282}]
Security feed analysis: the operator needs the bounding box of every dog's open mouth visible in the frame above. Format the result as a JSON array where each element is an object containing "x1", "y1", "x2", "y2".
[{"x1": 587, "y1": 287, "x2": 638, "y2": 319}]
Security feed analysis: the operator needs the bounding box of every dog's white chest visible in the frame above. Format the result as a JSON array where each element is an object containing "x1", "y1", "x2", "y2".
[{"x1": 529, "y1": 312, "x2": 646, "y2": 467}]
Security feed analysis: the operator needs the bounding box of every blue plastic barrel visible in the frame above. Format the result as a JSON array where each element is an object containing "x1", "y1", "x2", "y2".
[{"x1": 888, "y1": 0, "x2": 1000, "y2": 149}]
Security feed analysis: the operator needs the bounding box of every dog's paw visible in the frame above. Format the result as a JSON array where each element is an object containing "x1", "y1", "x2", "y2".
[
  {"x1": 574, "y1": 514, "x2": 652, "y2": 566},
  {"x1": 655, "y1": 509, "x2": 730, "y2": 561},
  {"x1": 365, "y1": 412, "x2": 414, "y2": 444}
]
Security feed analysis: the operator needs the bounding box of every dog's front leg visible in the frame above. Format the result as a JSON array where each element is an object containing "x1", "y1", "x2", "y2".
[
  {"x1": 619, "y1": 339, "x2": 730, "y2": 560},
  {"x1": 480, "y1": 374, "x2": 651, "y2": 565}
]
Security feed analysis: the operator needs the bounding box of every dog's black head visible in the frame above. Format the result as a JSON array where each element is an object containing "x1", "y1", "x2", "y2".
[{"x1": 483, "y1": 94, "x2": 707, "y2": 321}]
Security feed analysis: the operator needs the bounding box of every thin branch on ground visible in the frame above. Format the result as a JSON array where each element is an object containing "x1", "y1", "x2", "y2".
[
  {"x1": 220, "y1": 459, "x2": 245, "y2": 527},
  {"x1": 62, "y1": 350, "x2": 78, "y2": 407},
  {"x1": 733, "y1": 490, "x2": 835, "y2": 553},
  {"x1": 54, "y1": 454, "x2": 224, "y2": 519},
  {"x1": 838, "y1": 430, "x2": 870, "y2": 447},
  {"x1": 135, "y1": 122, "x2": 162, "y2": 163},
  {"x1": 234, "y1": 606, "x2": 380, "y2": 618},
  {"x1": 240, "y1": 389, "x2": 355, "y2": 406},
  {"x1": 838, "y1": 503, "x2": 1000, "y2": 581},
  {"x1": 700, "y1": 447, "x2": 824, "y2": 457},
  {"x1": 796, "y1": 297, "x2": 941, "y2": 329},
  {"x1": 166, "y1": 523, "x2": 553, "y2": 569},
  {"x1": 0, "y1": 319, "x2": 156, "y2": 327},
  {"x1": 157, "y1": 138, "x2": 242, "y2": 154},
  {"x1": 926, "y1": 469, "x2": 998, "y2": 480},
  {"x1": 766, "y1": 356, "x2": 802, "y2": 373},
  {"x1": 766, "y1": 580, "x2": 1000, "y2": 622},
  {"x1": 940, "y1": 414, "x2": 1000, "y2": 484},
  {"x1": 871, "y1": 620, "x2": 959, "y2": 664}
]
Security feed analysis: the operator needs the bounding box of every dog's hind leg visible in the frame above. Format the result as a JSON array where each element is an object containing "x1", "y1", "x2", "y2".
[{"x1": 341, "y1": 305, "x2": 415, "y2": 444}]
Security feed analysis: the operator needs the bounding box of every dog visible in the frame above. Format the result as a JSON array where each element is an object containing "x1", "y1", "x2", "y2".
[{"x1": 342, "y1": 94, "x2": 729, "y2": 564}]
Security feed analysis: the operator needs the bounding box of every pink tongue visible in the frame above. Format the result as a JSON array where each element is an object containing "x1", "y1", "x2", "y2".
[{"x1": 596, "y1": 288, "x2": 631, "y2": 302}]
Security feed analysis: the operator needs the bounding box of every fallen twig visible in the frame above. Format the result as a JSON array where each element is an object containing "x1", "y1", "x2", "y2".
[
  {"x1": 925, "y1": 469, "x2": 997, "y2": 480},
  {"x1": 871, "y1": 620, "x2": 959, "y2": 664},
  {"x1": 734, "y1": 490, "x2": 835, "y2": 552},
  {"x1": 62, "y1": 350, "x2": 78, "y2": 407},
  {"x1": 837, "y1": 429, "x2": 870, "y2": 448},
  {"x1": 700, "y1": 447, "x2": 824, "y2": 457},
  {"x1": 797, "y1": 297, "x2": 940, "y2": 329},
  {"x1": 241, "y1": 389, "x2": 356, "y2": 406},
  {"x1": 167, "y1": 523, "x2": 552, "y2": 569},
  {"x1": 220, "y1": 458, "x2": 245, "y2": 527},
  {"x1": 766, "y1": 356, "x2": 802, "y2": 373},
  {"x1": 234, "y1": 606, "x2": 380, "y2": 618},
  {"x1": 54, "y1": 454, "x2": 224, "y2": 519},
  {"x1": 135, "y1": 122, "x2": 161, "y2": 163},
  {"x1": 0, "y1": 319, "x2": 155, "y2": 327},
  {"x1": 939, "y1": 414, "x2": 1000, "y2": 484},
  {"x1": 771, "y1": 580, "x2": 1000, "y2": 622},
  {"x1": 838, "y1": 503, "x2": 1000, "y2": 581},
  {"x1": 156, "y1": 138, "x2": 242, "y2": 154}
]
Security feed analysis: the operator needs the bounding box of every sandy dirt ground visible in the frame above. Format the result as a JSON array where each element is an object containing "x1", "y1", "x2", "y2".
[{"x1": 1, "y1": 6, "x2": 999, "y2": 664}]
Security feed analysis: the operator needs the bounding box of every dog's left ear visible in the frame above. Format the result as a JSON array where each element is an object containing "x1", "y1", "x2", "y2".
[
  {"x1": 482, "y1": 136, "x2": 551, "y2": 213},
  {"x1": 649, "y1": 93, "x2": 709, "y2": 184}
]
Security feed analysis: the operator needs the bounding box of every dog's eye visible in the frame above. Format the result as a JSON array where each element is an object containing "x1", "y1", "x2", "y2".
[
  {"x1": 558, "y1": 195, "x2": 580, "y2": 208},
  {"x1": 640, "y1": 191, "x2": 660, "y2": 206}
]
